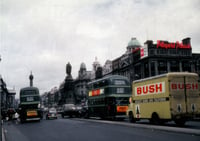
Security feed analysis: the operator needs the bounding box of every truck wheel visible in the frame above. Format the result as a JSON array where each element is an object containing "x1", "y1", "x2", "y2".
[
  {"x1": 129, "y1": 112, "x2": 135, "y2": 123},
  {"x1": 20, "y1": 118, "x2": 25, "y2": 123},
  {"x1": 150, "y1": 113, "x2": 160, "y2": 125},
  {"x1": 175, "y1": 119, "x2": 186, "y2": 126}
]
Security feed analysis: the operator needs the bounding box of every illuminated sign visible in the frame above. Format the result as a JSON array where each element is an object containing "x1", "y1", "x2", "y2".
[
  {"x1": 140, "y1": 44, "x2": 148, "y2": 59},
  {"x1": 89, "y1": 89, "x2": 104, "y2": 96},
  {"x1": 157, "y1": 40, "x2": 191, "y2": 49}
]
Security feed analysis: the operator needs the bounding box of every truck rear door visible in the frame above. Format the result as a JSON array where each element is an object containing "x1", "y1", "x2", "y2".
[{"x1": 169, "y1": 74, "x2": 199, "y2": 117}]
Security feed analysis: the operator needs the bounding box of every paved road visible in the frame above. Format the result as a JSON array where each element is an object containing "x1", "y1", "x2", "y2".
[{"x1": 3, "y1": 118, "x2": 200, "y2": 141}]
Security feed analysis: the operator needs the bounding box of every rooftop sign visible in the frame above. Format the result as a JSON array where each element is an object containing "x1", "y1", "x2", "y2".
[{"x1": 157, "y1": 40, "x2": 191, "y2": 49}]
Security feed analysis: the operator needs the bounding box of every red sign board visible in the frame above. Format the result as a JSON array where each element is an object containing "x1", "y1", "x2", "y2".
[{"x1": 157, "y1": 40, "x2": 191, "y2": 49}]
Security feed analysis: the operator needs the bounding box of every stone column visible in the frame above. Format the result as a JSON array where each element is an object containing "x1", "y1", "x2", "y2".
[
  {"x1": 148, "y1": 60, "x2": 151, "y2": 77},
  {"x1": 155, "y1": 61, "x2": 158, "y2": 75},
  {"x1": 167, "y1": 61, "x2": 171, "y2": 72}
]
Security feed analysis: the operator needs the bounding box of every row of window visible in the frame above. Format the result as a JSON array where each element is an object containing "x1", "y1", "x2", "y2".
[
  {"x1": 89, "y1": 98, "x2": 105, "y2": 105},
  {"x1": 89, "y1": 97, "x2": 130, "y2": 106},
  {"x1": 135, "y1": 60, "x2": 192, "y2": 79},
  {"x1": 149, "y1": 49, "x2": 192, "y2": 56}
]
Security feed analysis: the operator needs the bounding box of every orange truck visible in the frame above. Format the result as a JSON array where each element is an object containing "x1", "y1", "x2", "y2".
[{"x1": 127, "y1": 72, "x2": 200, "y2": 126}]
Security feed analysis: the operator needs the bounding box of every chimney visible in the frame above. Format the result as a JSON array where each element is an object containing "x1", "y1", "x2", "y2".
[{"x1": 182, "y1": 37, "x2": 191, "y2": 45}]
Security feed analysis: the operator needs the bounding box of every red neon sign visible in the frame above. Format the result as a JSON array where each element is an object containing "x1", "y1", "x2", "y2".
[{"x1": 157, "y1": 40, "x2": 191, "y2": 49}]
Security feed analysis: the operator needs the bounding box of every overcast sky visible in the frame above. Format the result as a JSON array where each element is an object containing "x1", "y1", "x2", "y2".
[{"x1": 1, "y1": 0, "x2": 200, "y2": 98}]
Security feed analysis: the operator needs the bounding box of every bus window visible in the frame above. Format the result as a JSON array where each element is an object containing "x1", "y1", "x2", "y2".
[
  {"x1": 116, "y1": 88, "x2": 124, "y2": 94},
  {"x1": 106, "y1": 97, "x2": 115, "y2": 105},
  {"x1": 116, "y1": 97, "x2": 129, "y2": 105},
  {"x1": 107, "y1": 87, "x2": 131, "y2": 94},
  {"x1": 22, "y1": 90, "x2": 37, "y2": 95},
  {"x1": 113, "y1": 80, "x2": 126, "y2": 85}
]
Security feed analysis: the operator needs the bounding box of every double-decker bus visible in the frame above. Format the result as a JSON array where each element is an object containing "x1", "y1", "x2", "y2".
[
  {"x1": 19, "y1": 73, "x2": 41, "y2": 123},
  {"x1": 87, "y1": 75, "x2": 131, "y2": 119},
  {"x1": 19, "y1": 87, "x2": 41, "y2": 122}
]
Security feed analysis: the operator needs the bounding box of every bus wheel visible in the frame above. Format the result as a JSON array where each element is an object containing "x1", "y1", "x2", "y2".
[
  {"x1": 20, "y1": 119, "x2": 25, "y2": 123},
  {"x1": 128, "y1": 112, "x2": 135, "y2": 123},
  {"x1": 150, "y1": 113, "x2": 160, "y2": 125},
  {"x1": 175, "y1": 119, "x2": 186, "y2": 126}
]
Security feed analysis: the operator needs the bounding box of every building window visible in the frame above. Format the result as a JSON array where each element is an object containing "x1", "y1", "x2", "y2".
[
  {"x1": 158, "y1": 60, "x2": 167, "y2": 74},
  {"x1": 134, "y1": 64, "x2": 141, "y2": 80},
  {"x1": 182, "y1": 61, "x2": 191, "y2": 72},
  {"x1": 150, "y1": 61, "x2": 156, "y2": 76},
  {"x1": 197, "y1": 60, "x2": 200, "y2": 73},
  {"x1": 149, "y1": 49, "x2": 155, "y2": 56},
  {"x1": 169, "y1": 49, "x2": 177, "y2": 55},
  {"x1": 144, "y1": 62, "x2": 149, "y2": 78},
  {"x1": 170, "y1": 61, "x2": 179, "y2": 72},
  {"x1": 179, "y1": 50, "x2": 191, "y2": 56},
  {"x1": 157, "y1": 49, "x2": 167, "y2": 55}
]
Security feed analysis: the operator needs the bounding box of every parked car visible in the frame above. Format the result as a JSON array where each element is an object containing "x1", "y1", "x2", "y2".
[
  {"x1": 56, "y1": 107, "x2": 63, "y2": 114},
  {"x1": 62, "y1": 104, "x2": 82, "y2": 118},
  {"x1": 46, "y1": 108, "x2": 58, "y2": 120}
]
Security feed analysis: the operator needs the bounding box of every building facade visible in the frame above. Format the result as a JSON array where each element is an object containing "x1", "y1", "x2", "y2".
[
  {"x1": 74, "y1": 63, "x2": 92, "y2": 103},
  {"x1": 102, "y1": 60, "x2": 112, "y2": 76},
  {"x1": 0, "y1": 76, "x2": 16, "y2": 119},
  {"x1": 112, "y1": 37, "x2": 200, "y2": 82},
  {"x1": 112, "y1": 37, "x2": 141, "y2": 81},
  {"x1": 0, "y1": 76, "x2": 8, "y2": 113},
  {"x1": 7, "y1": 89, "x2": 16, "y2": 108}
]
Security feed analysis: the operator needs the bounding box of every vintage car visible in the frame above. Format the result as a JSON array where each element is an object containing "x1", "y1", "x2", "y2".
[
  {"x1": 46, "y1": 108, "x2": 58, "y2": 120},
  {"x1": 61, "y1": 104, "x2": 82, "y2": 118}
]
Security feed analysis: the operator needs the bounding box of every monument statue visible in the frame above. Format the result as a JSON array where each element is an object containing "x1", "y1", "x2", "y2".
[
  {"x1": 66, "y1": 62, "x2": 72, "y2": 76},
  {"x1": 59, "y1": 61, "x2": 76, "y2": 105}
]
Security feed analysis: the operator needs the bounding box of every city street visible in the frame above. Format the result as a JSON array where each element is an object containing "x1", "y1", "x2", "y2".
[{"x1": 2, "y1": 118, "x2": 200, "y2": 141}]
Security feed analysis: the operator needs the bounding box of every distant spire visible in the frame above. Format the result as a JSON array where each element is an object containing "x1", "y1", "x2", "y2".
[{"x1": 29, "y1": 71, "x2": 34, "y2": 87}]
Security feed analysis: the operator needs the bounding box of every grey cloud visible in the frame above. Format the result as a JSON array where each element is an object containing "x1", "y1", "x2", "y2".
[{"x1": 0, "y1": 0, "x2": 200, "y2": 97}]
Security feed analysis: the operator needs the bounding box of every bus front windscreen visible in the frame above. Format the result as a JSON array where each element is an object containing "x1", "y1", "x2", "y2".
[{"x1": 113, "y1": 80, "x2": 128, "y2": 85}]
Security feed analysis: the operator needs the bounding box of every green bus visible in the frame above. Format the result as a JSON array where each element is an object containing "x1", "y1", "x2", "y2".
[
  {"x1": 87, "y1": 75, "x2": 131, "y2": 119},
  {"x1": 19, "y1": 87, "x2": 41, "y2": 122}
]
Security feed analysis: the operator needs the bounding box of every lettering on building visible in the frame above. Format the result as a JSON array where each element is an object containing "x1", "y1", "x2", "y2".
[{"x1": 157, "y1": 40, "x2": 191, "y2": 49}]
